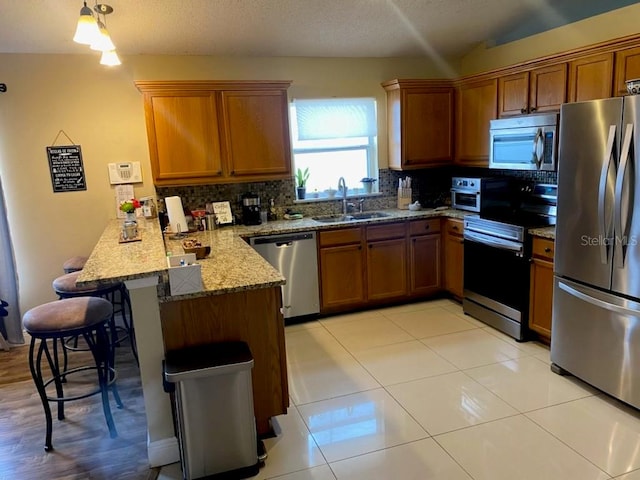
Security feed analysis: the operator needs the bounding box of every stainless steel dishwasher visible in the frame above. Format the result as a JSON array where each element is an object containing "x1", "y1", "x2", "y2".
[{"x1": 249, "y1": 231, "x2": 319, "y2": 319}]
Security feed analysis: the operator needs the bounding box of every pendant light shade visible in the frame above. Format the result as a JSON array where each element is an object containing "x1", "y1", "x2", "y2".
[
  {"x1": 90, "y1": 20, "x2": 116, "y2": 52},
  {"x1": 100, "y1": 49, "x2": 121, "y2": 66},
  {"x1": 72, "y1": 2, "x2": 100, "y2": 45}
]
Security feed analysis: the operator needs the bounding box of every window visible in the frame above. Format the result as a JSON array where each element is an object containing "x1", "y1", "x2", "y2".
[{"x1": 290, "y1": 98, "x2": 378, "y2": 197}]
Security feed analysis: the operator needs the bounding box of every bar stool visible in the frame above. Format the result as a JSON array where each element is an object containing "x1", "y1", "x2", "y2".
[
  {"x1": 23, "y1": 296, "x2": 123, "y2": 451},
  {"x1": 62, "y1": 255, "x2": 88, "y2": 274},
  {"x1": 52, "y1": 271, "x2": 137, "y2": 364}
]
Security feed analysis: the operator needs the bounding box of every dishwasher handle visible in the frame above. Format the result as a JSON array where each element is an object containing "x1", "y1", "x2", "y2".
[{"x1": 250, "y1": 232, "x2": 315, "y2": 246}]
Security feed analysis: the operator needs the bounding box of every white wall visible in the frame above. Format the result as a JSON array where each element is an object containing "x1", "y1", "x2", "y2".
[{"x1": 0, "y1": 54, "x2": 443, "y2": 315}]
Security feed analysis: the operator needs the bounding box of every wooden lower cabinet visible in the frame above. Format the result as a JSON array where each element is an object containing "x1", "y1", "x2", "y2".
[
  {"x1": 319, "y1": 227, "x2": 366, "y2": 310},
  {"x1": 367, "y1": 238, "x2": 408, "y2": 301},
  {"x1": 529, "y1": 237, "x2": 555, "y2": 343},
  {"x1": 159, "y1": 286, "x2": 288, "y2": 436},
  {"x1": 442, "y1": 218, "x2": 464, "y2": 298},
  {"x1": 408, "y1": 219, "x2": 441, "y2": 296}
]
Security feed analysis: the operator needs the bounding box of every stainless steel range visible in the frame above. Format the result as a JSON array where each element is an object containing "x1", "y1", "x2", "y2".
[{"x1": 462, "y1": 182, "x2": 557, "y2": 341}]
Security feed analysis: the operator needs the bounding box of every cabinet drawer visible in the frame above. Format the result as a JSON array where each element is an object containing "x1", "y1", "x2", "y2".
[
  {"x1": 319, "y1": 227, "x2": 363, "y2": 247},
  {"x1": 366, "y1": 222, "x2": 406, "y2": 241},
  {"x1": 409, "y1": 218, "x2": 441, "y2": 236},
  {"x1": 444, "y1": 218, "x2": 463, "y2": 236},
  {"x1": 532, "y1": 237, "x2": 555, "y2": 260}
]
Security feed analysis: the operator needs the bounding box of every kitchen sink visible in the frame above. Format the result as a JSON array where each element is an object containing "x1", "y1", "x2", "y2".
[{"x1": 312, "y1": 211, "x2": 392, "y2": 223}]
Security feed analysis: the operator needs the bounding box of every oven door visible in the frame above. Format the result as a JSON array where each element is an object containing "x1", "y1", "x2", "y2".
[
  {"x1": 451, "y1": 188, "x2": 480, "y2": 212},
  {"x1": 463, "y1": 233, "x2": 531, "y2": 339}
]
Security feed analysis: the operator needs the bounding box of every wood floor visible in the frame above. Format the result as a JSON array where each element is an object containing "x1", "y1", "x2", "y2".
[{"x1": 0, "y1": 335, "x2": 160, "y2": 480}]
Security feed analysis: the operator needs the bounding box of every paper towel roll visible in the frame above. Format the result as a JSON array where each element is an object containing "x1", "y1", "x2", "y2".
[{"x1": 165, "y1": 196, "x2": 188, "y2": 234}]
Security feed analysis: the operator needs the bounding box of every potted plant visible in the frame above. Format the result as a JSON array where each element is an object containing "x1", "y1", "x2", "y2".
[{"x1": 295, "y1": 167, "x2": 310, "y2": 199}]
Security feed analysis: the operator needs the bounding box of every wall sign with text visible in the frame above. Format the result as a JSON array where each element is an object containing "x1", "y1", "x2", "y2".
[{"x1": 46, "y1": 145, "x2": 87, "y2": 192}]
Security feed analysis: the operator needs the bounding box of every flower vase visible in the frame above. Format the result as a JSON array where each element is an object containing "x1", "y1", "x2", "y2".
[{"x1": 125, "y1": 212, "x2": 137, "y2": 224}]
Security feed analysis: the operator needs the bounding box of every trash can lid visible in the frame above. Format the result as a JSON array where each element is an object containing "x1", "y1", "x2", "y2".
[{"x1": 164, "y1": 341, "x2": 254, "y2": 382}]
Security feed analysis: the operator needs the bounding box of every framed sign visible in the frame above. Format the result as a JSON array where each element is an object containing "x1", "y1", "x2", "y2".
[{"x1": 46, "y1": 145, "x2": 87, "y2": 193}]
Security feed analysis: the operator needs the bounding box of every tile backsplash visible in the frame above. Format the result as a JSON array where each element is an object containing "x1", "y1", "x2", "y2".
[{"x1": 155, "y1": 166, "x2": 557, "y2": 222}]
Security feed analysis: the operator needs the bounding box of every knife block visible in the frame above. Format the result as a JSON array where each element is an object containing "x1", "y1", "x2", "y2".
[{"x1": 397, "y1": 187, "x2": 412, "y2": 209}]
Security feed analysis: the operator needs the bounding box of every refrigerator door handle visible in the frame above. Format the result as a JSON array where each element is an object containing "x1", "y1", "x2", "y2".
[
  {"x1": 532, "y1": 128, "x2": 544, "y2": 169},
  {"x1": 558, "y1": 280, "x2": 640, "y2": 317},
  {"x1": 598, "y1": 125, "x2": 617, "y2": 265},
  {"x1": 614, "y1": 123, "x2": 634, "y2": 269}
]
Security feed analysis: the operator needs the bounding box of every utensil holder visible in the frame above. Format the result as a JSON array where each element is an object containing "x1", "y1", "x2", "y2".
[{"x1": 397, "y1": 187, "x2": 412, "y2": 209}]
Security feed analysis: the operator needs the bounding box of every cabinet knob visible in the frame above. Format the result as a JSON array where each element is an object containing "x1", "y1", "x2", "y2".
[
  {"x1": 521, "y1": 108, "x2": 527, "y2": 114},
  {"x1": 530, "y1": 107, "x2": 537, "y2": 113},
  {"x1": 368, "y1": 244, "x2": 372, "y2": 249},
  {"x1": 425, "y1": 225, "x2": 430, "y2": 230},
  {"x1": 544, "y1": 247, "x2": 552, "y2": 253},
  {"x1": 452, "y1": 225, "x2": 459, "y2": 231},
  {"x1": 230, "y1": 170, "x2": 235, "y2": 175}
]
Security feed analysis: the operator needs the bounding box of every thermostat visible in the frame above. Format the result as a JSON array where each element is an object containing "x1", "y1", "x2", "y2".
[{"x1": 108, "y1": 162, "x2": 142, "y2": 184}]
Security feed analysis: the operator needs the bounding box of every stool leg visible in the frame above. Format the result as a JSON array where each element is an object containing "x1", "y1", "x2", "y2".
[
  {"x1": 120, "y1": 285, "x2": 138, "y2": 365},
  {"x1": 47, "y1": 338, "x2": 66, "y2": 421},
  {"x1": 85, "y1": 326, "x2": 118, "y2": 438},
  {"x1": 29, "y1": 337, "x2": 54, "y2": 451}
]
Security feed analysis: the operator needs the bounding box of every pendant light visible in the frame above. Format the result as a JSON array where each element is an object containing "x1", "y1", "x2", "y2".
[
  {"x1": 72, "y1": 2, "x2": 100, "y2": 45},
  {"x1": 72, "y1": 2, "x2": 121, "y2": 66},
  {"x1": 100, "y1": 50, "x2": 121, "y2": 66}
]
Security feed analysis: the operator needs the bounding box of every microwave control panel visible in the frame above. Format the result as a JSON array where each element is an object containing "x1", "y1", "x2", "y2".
[{"x1": 108, "y1": 162, "x2": 142, "y2": 184}]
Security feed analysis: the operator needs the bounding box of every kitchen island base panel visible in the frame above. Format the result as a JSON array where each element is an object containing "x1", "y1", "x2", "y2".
[{"x1": 159, "y1": 286, "x2": 289, "y2": 437}]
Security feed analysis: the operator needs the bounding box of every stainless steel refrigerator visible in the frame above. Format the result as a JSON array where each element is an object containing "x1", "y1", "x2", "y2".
[{"x1": 552, "y1": 96, "x2": 640, "y2": 409}]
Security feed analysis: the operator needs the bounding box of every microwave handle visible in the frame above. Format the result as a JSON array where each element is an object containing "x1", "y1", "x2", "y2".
[{"x1": 532, "y1": 128, "x2": 544, "y2": 169}]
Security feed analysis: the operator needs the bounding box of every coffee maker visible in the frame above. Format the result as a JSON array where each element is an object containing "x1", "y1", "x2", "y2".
[{"x1": 241, "y1": 193, "x2": 261, "y2": 225}]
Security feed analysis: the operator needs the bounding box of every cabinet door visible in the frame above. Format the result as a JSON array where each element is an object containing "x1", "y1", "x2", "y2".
[
  {"x1": 529, "y1": 257, "x2": 554, "y2": 342},
  {"x1": 401, "y1": 88, "x2": 454, "y2": 168},
  {"x1": 614, "y1": 46, "x2": 640, "y2": 96},
  {"x1": 498, "y1": 72, "x2": 529, "y2": 116},
  {"x1": 367, "y1": 238, "x2": 408, "y2": 301},
  {"x1": 144, "y1": 92, "x2": 224, "y2": 185},
  {"x1": 455, "y1": 78, "x2": 498, "y2": 166},
  {"x1": 221, "y1": 90, "x2": 292, "y2": 179},
  {"x1": 443, "y1": 219, "x2": 464, "y2": 298},
  {"x1": 409, "y1": 234, "x2": 441, "y2": 296},
  {"x1": 529, "y1": 64, "x2": 567, "y2": 113},
  {"x1": 320, "y1": 244, "x2": 366, "y2": 310},
  {"x1": 568, "y1": 53, "x2": 613, "y2": 102}
]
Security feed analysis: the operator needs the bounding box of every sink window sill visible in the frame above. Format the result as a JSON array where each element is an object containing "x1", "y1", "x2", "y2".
[{"x1": 294, "y1": 191, "x2": 383, "y2": 204}]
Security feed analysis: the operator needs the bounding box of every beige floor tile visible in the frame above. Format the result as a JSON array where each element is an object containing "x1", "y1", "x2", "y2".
[
  {"x1": 465, "y1": 355, "x2": 596, "y2": 412},
  {"x1": 351, "y1": 340, "x2": 457, "y2": 386},
  {"x1": 616, "y1": 469, "x2": 640, "y2": 479},
  {"x1": 421, "y1": 329, "x2": 522, "y2": 369},
  {"x1": 386, "y1": 307, "x2": 478, "y2": 339},
  {"x1": 288, "y1": 354, "x2": 380, "y2": 405},
  {"x1": 265, "y1": 465, "x2": 337, "y2": 480},
  {"x1": 285, "y1": 327, "x2": 351, "y2": 364},
  {"x1": 387, "y1": 371, "x2": 518, "y2": 435},
  {"x1": 527, "y1": 395, "x2": 640, "y2": 477},
  {"x1": 297, "y1": 388, "x2": 428, "y2": 463},
  {"x1": 480, "y1": 326, "x2": 551, "y2": 356},
  {"x1": 254, "y1": 407, "x2": 328, "y2": 479},
  {"x1": 322, "y1": 316, "x2": 413, "y2": 351},
  {"x1": 319, "y1": 309, "x2": 384, "y2": 327},
  {"x1": 285, "y1": 320, "x2": 324, "y2": 333},
  {"x1": 329, "y1": 438, "x2": 472, "y2": 480},
  {"x1": 442, "y1": 303, "x2": 488, "y2": 328},
  {"x1": 436, "y1": 415, "x2": 610, "y2": 480}
]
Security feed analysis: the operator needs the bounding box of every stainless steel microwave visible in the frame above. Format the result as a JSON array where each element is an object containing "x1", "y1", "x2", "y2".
[{"x1": 489, "y1": 113, "x2": 559, "y2": 171}]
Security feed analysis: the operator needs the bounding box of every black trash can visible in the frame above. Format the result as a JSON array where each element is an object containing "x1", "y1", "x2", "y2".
[{"x1": 164, "y1": 341, "x2": 259, "y2": 480}]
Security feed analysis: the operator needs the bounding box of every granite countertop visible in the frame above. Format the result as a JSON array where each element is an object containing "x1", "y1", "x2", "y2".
[
  {"x1": 77, "y1": 208, "x2": 468, "y2": 302},
  {"x1": 529, "y1": 226, "x2": 556, "y2": 240}
]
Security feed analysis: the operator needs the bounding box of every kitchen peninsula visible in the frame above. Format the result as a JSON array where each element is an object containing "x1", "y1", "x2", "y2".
[{"x1": 76, "y1": 218, "x2": 288, "y2": 468}]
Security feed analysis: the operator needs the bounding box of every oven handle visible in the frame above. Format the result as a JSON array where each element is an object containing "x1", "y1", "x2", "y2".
[{"x1": 464, "y1": 230, "x2": 523, "y2": 255}]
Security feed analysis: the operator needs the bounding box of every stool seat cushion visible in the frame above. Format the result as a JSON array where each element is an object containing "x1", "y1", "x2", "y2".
[
  {"x1": 62, "y1": 256, "x2": 88, "y2": 273},
  {"x1": 23, "y1": 297, "x2": 113, "y2": 335},
  {"x1": 52, "y1": 271, "x2": 119, "y2": 295}
]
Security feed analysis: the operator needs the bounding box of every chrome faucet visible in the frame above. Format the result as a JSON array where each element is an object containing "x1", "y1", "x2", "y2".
[{"x1": 338, "y1": 177, "x2": 348, "y2": 215}]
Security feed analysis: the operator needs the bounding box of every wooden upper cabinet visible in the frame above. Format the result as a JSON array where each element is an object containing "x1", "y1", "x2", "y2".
[
  {"x1": 498, "y1": 72, "x2": 529, "y2": 116},
  {"x1": 498, "y1": 64, "x2": 566, "y2": 117},
  {"x1": 568, "y1": 53, "x2": 614, "y2": 102},
  {"x1": 135, "y1": 80, "x2": 292, "y2": 186},
  {"x1": 455, "y1": 78, "x2": 497, "y2": 166},
  {"x1": 140, "y1": 91, "x2": 224, "y2": 186},
  {"x1": 221, "y1": 90, "x2": 292, "y2": 179},
  {"x1": 382, "y1": 79, "x2": 454, "y2": 170},
  {"x1": 614, "y1": 46, "x2": 640, "y2": 96}
]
